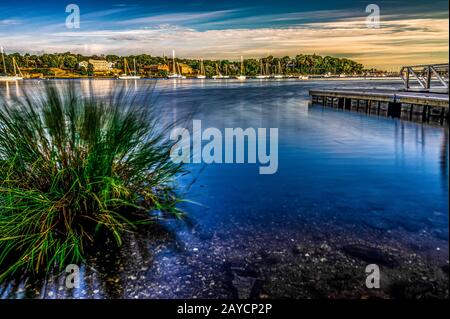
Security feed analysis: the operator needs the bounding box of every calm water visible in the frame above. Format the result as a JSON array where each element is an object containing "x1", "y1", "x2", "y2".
[
  {"x1": 1, "y1": 79, "x2": 448, "y2": 298},
  {"x1": 151, "y1": 79, "x2": 448, "y2": 236}
]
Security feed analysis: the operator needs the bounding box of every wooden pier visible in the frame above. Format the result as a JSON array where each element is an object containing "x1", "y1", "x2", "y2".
[{"x1": 309, "y1": 88, "x2": 449, "y2": 126}]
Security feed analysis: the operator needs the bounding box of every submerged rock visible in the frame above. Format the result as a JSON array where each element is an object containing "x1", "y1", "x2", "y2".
[
  {"x1": 263, "y1": 256, "x2": 280, "y2": 266},
  {"x1": 223, "y1": 262, "x2": 261, "y2": 299},
  {"x1": 441, "y1": 264, "x2": 449, "y2": 276},
  {"x1": 232, "y1": 275, "x2": 256, "y2": 299},
  {"x1": 363, "y1": 218, "x2": 393, "y2": 231},
  {"x1": 342, "y1": 244, "x2": 399, "y2": 268},
  {"x1": 320, "y1": 243, "x2": 332, "y2": 252},
  {"x1": 292, "y1": 244, "x2": 304, "y2": 255}
]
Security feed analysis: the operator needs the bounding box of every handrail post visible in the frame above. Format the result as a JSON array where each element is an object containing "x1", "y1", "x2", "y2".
[
  {"x1": 406, "y1": 67, "x2": 410, "y2": 90},
  {"x1": 426, "y1": 66, "x2": 431, "y2": 89}
]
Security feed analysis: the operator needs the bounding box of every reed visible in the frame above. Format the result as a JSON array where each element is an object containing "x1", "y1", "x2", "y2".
[{"x1": 0, "y1": 82, "x2": 183, "y2": 281}]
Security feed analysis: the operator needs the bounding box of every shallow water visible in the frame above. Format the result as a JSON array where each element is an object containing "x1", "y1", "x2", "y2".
[{"x1": 1, "y1": 79, "x2": 448, "y2": 299}]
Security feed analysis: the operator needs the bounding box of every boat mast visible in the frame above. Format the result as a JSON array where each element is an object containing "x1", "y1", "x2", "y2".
[
  {"x1": 15, "y1": 58, "x2": 23, "y2": 77},
  {"x1": 133, "y1": 58, "x2": 137, "y2": 75},
  {"x1": 172, "y1": 50, "x2": 176, "y2": 74},
  {"x1": 1, "y1": 47, "x2": 7, "y2": 76},
  {"x1": 12, "y1": 57, "x2": 17, "y2": 76},
  {"x1": 200, "y1": 58, "x2": 205, "y2": 75},
  {"x1": 123, "y1": 58, "x2": 128, "y2": 75},
  {"x1": 13, "y1": 58, "x2": 23, "y2": 77},
  {"x1": 240, "y1": 56, "x2": 244, "y2": 75}
]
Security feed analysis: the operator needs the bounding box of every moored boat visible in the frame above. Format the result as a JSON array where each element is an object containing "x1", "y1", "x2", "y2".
[
  {"x1": 197, "y1": 58, "x2": 206, "y2": 79},
  {"x1": 256, "y1": 59, "x2": 268, "y2": 79},
  {"x1": 168, "y1": 50, "x2": 184, "y2": 79},
  {"x1": 212, "y1": 63, "x2": 224, "y2": 79},
  {"x1": 273, "y1": 61, "x2": 284, "y2": 79},
  {"x1": 235, "y1": 56, "x2": 246, "y2": 80},
  {"x1": 118, "y1": 58, "x2": 140, "y2": 79},
  {"x1": 0, "y1": 47, "x2": 23, "y2": 81}
]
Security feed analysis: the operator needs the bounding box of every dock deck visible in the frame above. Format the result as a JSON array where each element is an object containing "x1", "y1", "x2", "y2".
[{"x1": 309, "y1": 88, "x2": 449, "y2": 125}]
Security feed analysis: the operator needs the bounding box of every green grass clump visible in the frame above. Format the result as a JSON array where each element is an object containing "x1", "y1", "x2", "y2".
[{"x1": 0, "y1": 82, "x2": 183, "y2": 281}]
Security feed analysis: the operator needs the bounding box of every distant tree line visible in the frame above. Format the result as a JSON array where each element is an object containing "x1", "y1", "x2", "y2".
[{"x1": 1, "y1": 51, "x2": 367, "y2": 76}]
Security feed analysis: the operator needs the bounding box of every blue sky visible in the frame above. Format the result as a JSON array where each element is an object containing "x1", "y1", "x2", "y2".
[{"x1": 0, "y1": 0, "x2": 448, "y2": 69}]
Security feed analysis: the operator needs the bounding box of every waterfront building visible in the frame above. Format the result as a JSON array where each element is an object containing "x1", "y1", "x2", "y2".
[{"x1": 88, "y1": 59, "x2": 113, "y2": 72}]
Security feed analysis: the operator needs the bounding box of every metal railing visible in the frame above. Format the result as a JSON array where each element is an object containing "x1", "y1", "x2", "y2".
[{"x1": 400, "y1": 63, "x2": 449, "y2": 93}]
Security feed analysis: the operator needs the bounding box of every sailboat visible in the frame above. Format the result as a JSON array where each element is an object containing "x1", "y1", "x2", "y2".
[
  {"x1": 236, "y1": 56, "x2": 246, "y2": 80},
  {"x1": 212, "y1": 63, "x2": 224, "y2": 80},
  {"x1": 256, "y1": 59, "x2": 268, "y2": 79},
  {"x1": 168, "y1": 50, "x2": 184, "y2": 79},
  {"x1": 222, "y1": 64, "x2": 230, "y2": 79},
  {"x1": 118, "y1": 58, "x2": 140, "y2": 79},
  {"x1": 176, "y1": 62, "x2": 186, "y2": 79},
  {"x1": 273, "y1": 61, "x2": 284, "y2": 79},
  {"x1": 197, "y1": 58, "x2": 206, "y2": 79},
  {"x1": 0, "y1": 47, "x2": 23, "y2": 82}
]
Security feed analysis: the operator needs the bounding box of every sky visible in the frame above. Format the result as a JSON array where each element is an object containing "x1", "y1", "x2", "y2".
[{"x1": 0, "y1": 0, "x2": 448, "y2": 69}]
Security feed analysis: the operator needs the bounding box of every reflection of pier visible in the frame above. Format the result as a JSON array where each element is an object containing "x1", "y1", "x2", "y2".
[{"x1": 309, "y1": 88, "x2": 449, "y2": 126}]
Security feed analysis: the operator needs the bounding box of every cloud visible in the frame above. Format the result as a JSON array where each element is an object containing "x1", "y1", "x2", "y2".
[
  {"x1": 0, "y1": 19, "x2": 21, "y2": 26},
  {"x1": 199, "y1": 9, "x2": 362, "y2": 28},
  {"x1": 0, "y1": 9, "x2": 447, "y2": 69},
  {"x1": 114, "y1": 10, "x2": 240, "y2": 26},
  {"x1": 83, "y1": 8, "x2": 133, "y2": 19}
]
